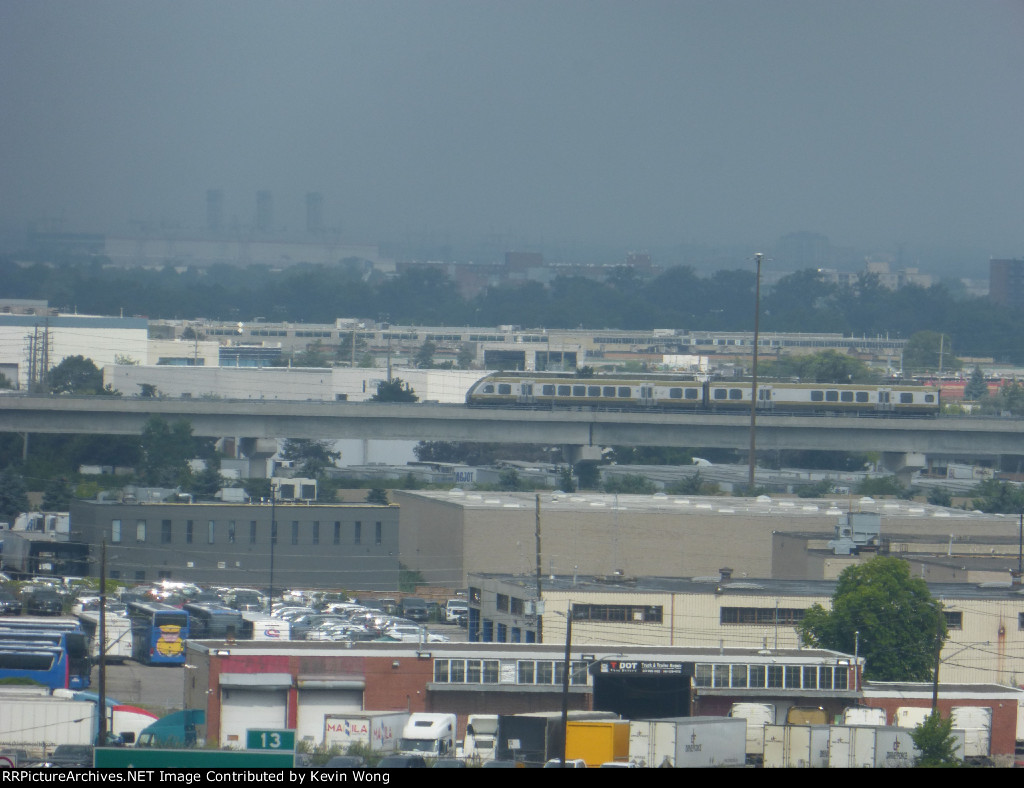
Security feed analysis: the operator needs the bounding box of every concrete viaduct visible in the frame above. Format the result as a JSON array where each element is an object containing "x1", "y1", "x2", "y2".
[{"x1": 1, "y1": 396, "x2": 1022, "y2": 474}]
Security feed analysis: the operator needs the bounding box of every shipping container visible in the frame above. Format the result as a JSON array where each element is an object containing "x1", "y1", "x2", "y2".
[
  {"x1": 565, "y1": 720, "x2": 629, "y2": 767},
  {"x1": 323, "y1": 711, "x2": 410, "y2": 753},
  {"x1": 629, "y1": 717, "x2": 745, "y2": 768}
]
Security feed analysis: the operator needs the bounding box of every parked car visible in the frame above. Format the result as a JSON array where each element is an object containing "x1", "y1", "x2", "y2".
[
  {"x1": 0, "y1": 586, "x2": 21, "y2": 616},
  {"x1": 19, "y1": 586, "x2": 64, "y2": 616}
]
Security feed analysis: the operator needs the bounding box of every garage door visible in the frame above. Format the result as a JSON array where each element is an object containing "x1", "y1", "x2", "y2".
[
  {"x1": 219, "y1": 673, "x2": 292, "y2": 748},
  {"x1": 296, "y1": 687, "x2": 363, "y2": 745}
]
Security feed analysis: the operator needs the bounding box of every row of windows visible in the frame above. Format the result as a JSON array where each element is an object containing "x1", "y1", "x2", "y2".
[
  {"x1": 720, "y1": 607, "x2": 807, "y2": 626},
  {"x1": 432, "y1": 659, "x2": 589, "y2": 686},
  {"x1": 694, "y1": 663, "x2": 849, "y2": 691},
  {"x1": 572, "y1": 604, "x2": 663, "y2": 624},
  {"x1": 110, "y1": 519, "x2": 383, "y2": 546}
]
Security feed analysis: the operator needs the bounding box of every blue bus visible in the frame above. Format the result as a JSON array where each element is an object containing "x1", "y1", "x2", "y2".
[
  {"x1": 126, "y1": 601, "x2": 189, "y2": 665},
  {"x1": 0, "y1": 645, "x2": 71, "y2": 690},
  {"x1": 0, "y1": 629, "x2": 90, "y2": 688}
]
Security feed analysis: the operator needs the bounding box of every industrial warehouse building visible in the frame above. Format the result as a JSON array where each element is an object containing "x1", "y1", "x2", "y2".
[
  {"x1": 392, "y1": 490, "x2": 1019, "y2": 587},
  {"x1": 69, "y1": 498, "x2": 400, "y2": 590},
  {"x1": 182, "y1": 639, "x2": 864, "y2": 751},
  {"x1": 468, "y1": 570, "x2": 1024, "y2": 687}
]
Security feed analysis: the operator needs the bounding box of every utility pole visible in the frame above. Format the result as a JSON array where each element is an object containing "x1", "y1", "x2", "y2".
[
  {"x1": 95, "y1": 539, "x2": 107, "y2": 746},
  {"x1": 559, "y1": 603, "x2": 573, "y2": 768},
  {"x1": 535, "y1": 494, "x2": 543, "y2": 644}
]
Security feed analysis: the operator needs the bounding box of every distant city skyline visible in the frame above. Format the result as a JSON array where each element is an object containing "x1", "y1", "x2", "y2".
[{"x1": 2, "y1": 1, "x2": 1021, "y2": 277}]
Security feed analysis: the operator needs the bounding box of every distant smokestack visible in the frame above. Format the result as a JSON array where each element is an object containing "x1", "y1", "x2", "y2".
[
  {"x1": 306, "y1": 192, "x2": 323, "y2": 234},
  {"x1": 206, "y1": 189, "x2": 224, "y2": 233},
  {"x1": 256, "y1": 191, "x2": 273, "y2": 233}
]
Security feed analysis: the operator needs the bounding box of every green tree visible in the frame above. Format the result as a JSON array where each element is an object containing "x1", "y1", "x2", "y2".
[
  {"x1": 414, "y1": 340, "x2": 436, "y2": 369},
  {"x1": 280, "y1": 439, "x2": 340, "y2": 477},
  {"x1": 456, "y1": 344, "x2": 476, "y2": 369},
  {"x1": 47, "y1": 355, "x2": 104, "y2": 394},
  {"x1": 498, "y1": 468, "x2": 524, "y2": 491},
  {"x1": 911, "y1": 712, "x2": 961, "y2": 767},
  {"x1": 187, "y1": 461, "x2": 224, "y2": 500},
  {"x1": 366, "y1": 487, "x2": 389, "y2": 505},
  {"x1": 798, "y1": 556, "x2": 946, "y2": 681},
  {"x1": 901, "y1": 331, "x2": 961, "y2": 376},
  {"x1": 370, "y1": 378, "x2": 418, "y2": 402},
  {"x1": 42, "y1": 476, "x2": 72, "y2": 510},
  {"x1": 139, "y1": 416, "x2": 195, "y2": 487},
  {"x1": 992, "y1": 380, "x2": 1024, "y2": 416},
  {"x1": 0, "y1": 466, "x2": 30, "y2": 522},
  {"x1": 963, "y1": 365, "x2": 988, "y2": 401},
  {"x1": 856, "y1": 476, "x2": 907, "y2": 497},
  {"x1": 558, "y1": 466, "x2": 576, "y2": 493},
  {"x1": 969, "y1": 479, "x2": 1024, "y2": 514}
]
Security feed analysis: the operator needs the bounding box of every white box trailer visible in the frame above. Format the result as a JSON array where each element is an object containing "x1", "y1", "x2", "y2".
[
  {"x1": 629, "y1": 717, "x2": 745, "y2": 768},
  {"x1": 762, "y1": 724, "x2": 829, "y2": 768},
  {"x1": 828, "y1": 724, "x2": 876, "y2": 768},
  {"x1": 873, "y1": 726, "x2": 920, "y2": 768},
  {"x1": 728, "y1": 702, "x2": 775, "y2": 760},
  {"x1": 323, "y1": 711, "x2": 409, "y2": 753},
  {"x1": 0, "y1": 698, "x2": 96, "y2": 748}
]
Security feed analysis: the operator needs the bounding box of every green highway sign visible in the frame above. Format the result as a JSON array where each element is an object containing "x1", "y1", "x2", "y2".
[{"x1": 246, "y1": 729, "x2": 296, "y2": 751}]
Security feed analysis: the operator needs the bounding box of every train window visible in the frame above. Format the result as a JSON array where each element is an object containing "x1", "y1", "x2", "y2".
[
  {"x1": 686, "y1": 388, "x2": 699, "y2": 399},
  {"x1": 498, "y1": 384, "x2": 512, "y2": 395},
  {"x1": 900, "y1": 393, "x2": 914, "y2": 403},
  {"x1": 521, "y1": 384, "x2": 533, "y2": 395},
  {"x1": 729, "y1": 389, "x2": 743, "y2": 400},
  {"x1": 925, "y1": 394, "x2": 935, "y2": 403},
  {"x1": 811, "y1": 390, "x2": 824, "y2": 401},
  {"x1": 840, "y1": 391, "x2": 853, "y2": 402},
  {"x1": 603, "y1": 387, "x2": 616, "y2": 397},
  {"x1": 482, "y1": 384, "x2": 495, "y2": 394},
  {"x1": 880, "y1": 392, "x2": 890, "y2": 403},
  {"x1": 557, "y1": 386, "x2": 571, "y2": 396},
  {"x1": 669, "y1": 388, "x2": 683, "y2": 399},
  {"x1": 572, "y1": 385, "x2": 586, "y2": 397},
  {"x1": 712, "y1": 388, "x2": 727, "y2": 400},
  {"x1": 856, "y1": 391, "x2": 869, "y2": 403},
  {"x1": 542, "y1": 385, "x2": 555, "y2": 396},
  {"x1": 588, "y1": 386, "x2": 600, "y2": 397},
  {"x1": 618, "y1": 387, "x2": 631, "y2": 397},
  {"x1": 825, "y1": 390, "x2": 839, "y2": 402}
]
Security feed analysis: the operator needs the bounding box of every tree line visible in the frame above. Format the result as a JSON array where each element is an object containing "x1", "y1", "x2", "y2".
[{"x1": 3, "y1": 255, "x2": 1022, "y2": 364}]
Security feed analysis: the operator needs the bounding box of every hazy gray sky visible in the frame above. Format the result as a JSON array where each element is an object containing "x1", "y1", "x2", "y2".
[{"x1": 2, "y1": 1, "x2": 1022, "y2": 266}]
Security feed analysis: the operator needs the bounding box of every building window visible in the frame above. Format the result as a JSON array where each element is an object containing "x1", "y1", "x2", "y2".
[
  {"x1": 333, "y1": 522, "x2": 340, "y2": 545},
  {"x1": 111, "y1": 520, "x2": 121, "y2": 543},
  {"x1": 944, "y1": 611, "x2": 963, "y2": 630},
  {"x1": 136, "y1": 520, "x2": 146, "y2": 542},
  {"x1": 312, "y1": 521, "x2": 320, "y2": 546},
  {"x1": 496, "y1": 623, "x2": 507, "y2": 642},
  {"x1": 291, "y1": 521, "x2": 299, "y2": 546},
  {"x1": 496, "y1": 594, "x2": 509, "y2": 613},
  {"x1": 208, "y1": 520, "x2": 215, "y2": 544},
  {"x1": 135, "y1": 571, "x2": 146, "y2": 582},
  {"x1": 161, "y1": 520, "x2": 172, "y2": 544},
  {"x1": 375, "y1": 521, "x2": 382, "y2": 545},
  {"x1": 720, "y1": 607, "x2": 806, "y2": 625},
  {"x1": 186, "y1": 520, "x2": 193, "y2": 544},
  {"x1": 354, "y1": 521, "x2": 361, "y2": 545},
  {"x1": 517, "y1": 661, "x2": 534, "y2": 684},
  {"x1": 510, "y1": 597, "x2": 524, "y2": 615},
  {"x1": 516, "y1": 660, "x2": 589, "y2": 686},
  {"x1": 228, "y1": 521, "x2": 236, "y2": 544},
  {"x1": 250, "y1": 521, "x2": 257, "y2": 544},
  {"x1": 572, "y1": 604, "x2": 662, "y2": 623}
]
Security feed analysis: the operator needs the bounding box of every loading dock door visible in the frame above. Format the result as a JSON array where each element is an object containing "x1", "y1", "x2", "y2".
[
  {"x1": 219, "y1": 672, "x2": 291, "y2": 748},
  {"x1": 296, "y1": 680, "x2": 364, "y2": 745},
  {"x1": 592, "y1": 661, "x2": 694, "y2": 720}
]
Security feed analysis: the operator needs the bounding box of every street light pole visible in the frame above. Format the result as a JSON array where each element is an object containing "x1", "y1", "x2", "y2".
[
  {"x1": 268, "y1": 485, "x2": 277, "y2": 611},
  {"x1": 748, "y1": 252, "x2": 763, "y2": 493}
]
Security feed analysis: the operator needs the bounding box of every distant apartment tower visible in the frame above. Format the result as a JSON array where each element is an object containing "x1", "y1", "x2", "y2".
[
  {"x1": 256, "y1": 191, "x2": 273, "y2": 233},
  {"x1": 989, "y1": 258, "x2": 1024, "y2": 309},
  {"x1": 206, "y1": 189, "x2": 224, "y2": 233},
  {"x1": 306, "y1": 192, "x2": 324, "y2": 234}
]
